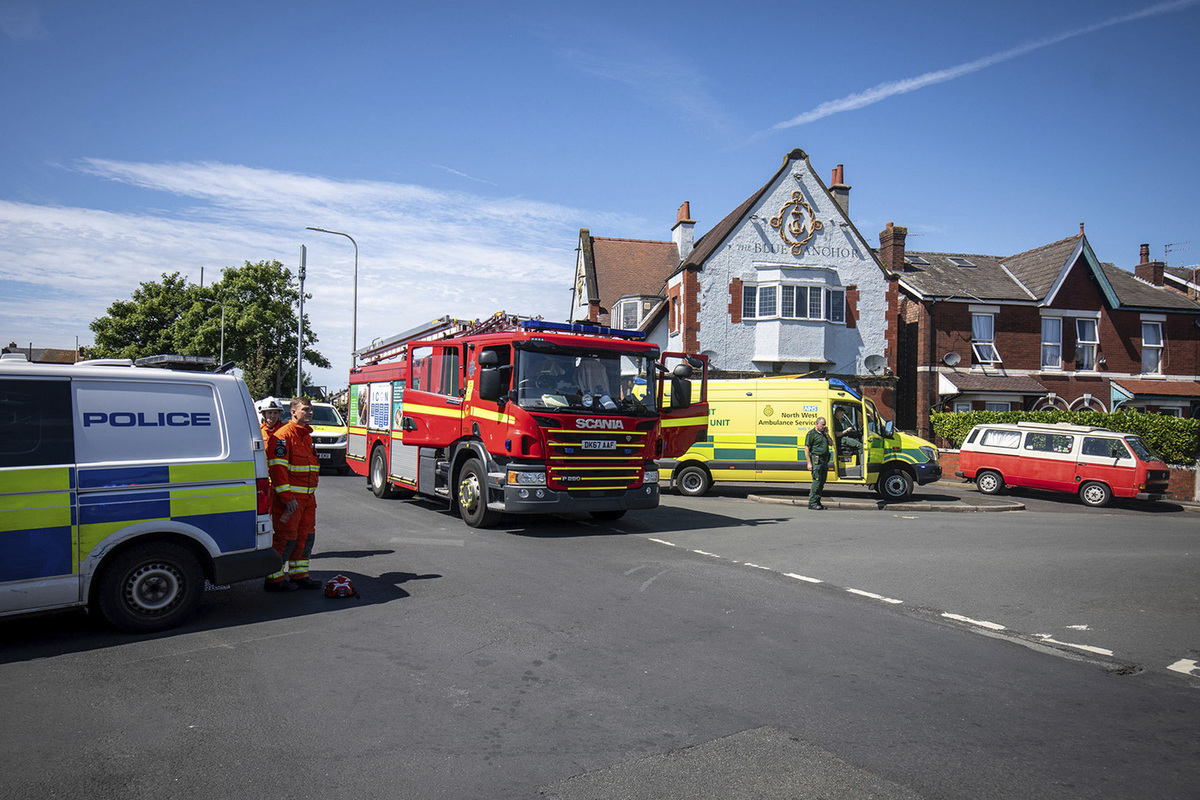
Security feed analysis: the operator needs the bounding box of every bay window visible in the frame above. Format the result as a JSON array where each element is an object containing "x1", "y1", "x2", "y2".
[{"x1": 741, "y1": 282, "x2": 846, "y2": 323}]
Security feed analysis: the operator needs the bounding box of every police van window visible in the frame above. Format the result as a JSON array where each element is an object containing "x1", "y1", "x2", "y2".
[
  {"x1": 73, "y1": 380, "x2": 223, "y2": 464},
  {"x1": 0, "y1": 379, "x2": 74, "y2": 468}
]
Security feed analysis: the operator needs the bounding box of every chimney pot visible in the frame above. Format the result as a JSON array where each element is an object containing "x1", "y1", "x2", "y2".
[{"x1": 1140, "y1": 243, "x2": 1150, "y2": 264}]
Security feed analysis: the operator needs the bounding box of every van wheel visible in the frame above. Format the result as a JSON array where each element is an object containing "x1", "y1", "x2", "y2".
[
  {"x1": 877, "y1": 468, "x2": 913, "y2": 502},
  {"x1": 976, "y1": 470, "x2": 1004, "y2": 495},
  {"x1": 458, "y1": 458, "x2": 500, "y2": 528},
  {"x1": 95, "y1": 542, "x2": 203, "y2": 633},
  {"x1": 675, "y1": 464, "x2": 711, "y2": 497},
  {"x1": 1079, "y1": 481, "x2": 1112, "y2": 508},
  {"x1": 370, "y1": 447, "x2": 396, "y2": 499}
]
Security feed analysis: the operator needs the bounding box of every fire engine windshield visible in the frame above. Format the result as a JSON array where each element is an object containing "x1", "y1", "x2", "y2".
[{"x1": 514, "y1": 346, "x2": 658, "y2": 415}]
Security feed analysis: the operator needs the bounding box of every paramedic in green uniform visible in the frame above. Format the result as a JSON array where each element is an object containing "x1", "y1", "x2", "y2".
[{"x1": 804, "y1": 416, "x2": 833, "y2": 510}]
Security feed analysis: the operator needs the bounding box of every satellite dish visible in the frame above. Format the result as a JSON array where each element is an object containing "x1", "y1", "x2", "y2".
[
  {"x1": 864, "y1": 354, "x2": 886, "y2": 373},
  {"x1": 943, "y1": 352, "x2": 961, "y2": 367}
]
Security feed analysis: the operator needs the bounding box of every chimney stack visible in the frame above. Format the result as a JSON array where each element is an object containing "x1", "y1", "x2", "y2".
[
  {"x1": 1134, "y1": 243, "x2": 1165, "y2": 286},
  {"x1": 830, "y1": 164, "x2": 850, "y2": 216},
  {"x1": 672, "y1": 201, "x2": 695, "y2": 262},
  {"x1": 879, "y1": 222, "x2": 907, "y2": 272}
]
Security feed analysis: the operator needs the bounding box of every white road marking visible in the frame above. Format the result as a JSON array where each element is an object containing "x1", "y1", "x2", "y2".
[
  {"x1": 785, "y1": 573, "x2": 822, "y2": 584},
  {"x1": 691, "y1": 549, "x2": 721, "y2": 558},
  {"x1": 846, "y1": 588, "x2": 903, "y2": 604},
  {"x1": 648, "y1": 538, "x2": 675, "y2": 546},
  {"x1": 744, "y1": 563, "x2": 771, "y2": 570},
  {"x1": 1033, "y1": 634, "x2": 1114, "y2": 656},
  {"x1": 1066, "y1": 624, "x2": 1090, "y2": 631},
  {"x1": 389, "y1": 536, "x2": 464, "y2": 546},
  {"x1": 942, "y1": 613, "x2": 1006, "y2": 631},
  {"x1": 640, "y1": 570, "x2": 670, "y2": 592},
  {"x1": 1167, "y1": 659, "x2": 1199, "y2": 677}
]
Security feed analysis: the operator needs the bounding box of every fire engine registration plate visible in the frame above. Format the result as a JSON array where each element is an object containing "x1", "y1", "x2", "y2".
[
  {"x1": 581, "y1": 439, "x2": 616, "y2": 450},
  {"x1": 317, "y1": 452, "x2": 330, "y2": 459}
]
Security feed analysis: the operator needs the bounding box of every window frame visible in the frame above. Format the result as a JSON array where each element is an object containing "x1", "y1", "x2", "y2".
[
  {"x1": 1141, "y1": 320, "x2": 1164, "y2": 375},
  {"x1": 740, "y1": 281, "x2": 845, "y2": 324},
  {"x1": 971, "y1": 312, "x2": 1001, "y2": 365},
  {"x1": 1075, "y1": 317, "x2": 1099, "y2": 372},
  {"x1": 1040, "y1": 317, "x2": 1062, "y2": 370}
]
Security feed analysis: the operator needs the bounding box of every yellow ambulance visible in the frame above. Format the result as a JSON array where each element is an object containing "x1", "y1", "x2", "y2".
[{"x1": 663, "y1": 376, "x2": 941, "y2": 501}]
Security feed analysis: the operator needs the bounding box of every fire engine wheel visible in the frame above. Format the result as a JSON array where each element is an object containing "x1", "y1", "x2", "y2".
[
  {"x1": 675, "y1": 464, "x2": 711, "y2": 497},
  {"x1": 458, "y1": 459, "x2": 500, "y2": 528},
  {"x1": 975, "y1": 470, "x2": 1005, "y2": 496},
  {"x1": 95, "y1": 542, "x2": 203, "y2": 633},
  {"x1": 1079, "y1": 480, "x2": 1112, "y2": 508},
  {"x1": 370, "y1": 447, "x2": 396, "y2": 499},
  {"x1": 877, "y1": 468, "x2": 914, "y2": 502}
]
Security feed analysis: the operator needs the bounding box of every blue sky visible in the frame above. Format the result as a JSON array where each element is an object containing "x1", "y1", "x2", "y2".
[{"x1": 2, "y1": 0, "x2": 1198, "y2": 391}]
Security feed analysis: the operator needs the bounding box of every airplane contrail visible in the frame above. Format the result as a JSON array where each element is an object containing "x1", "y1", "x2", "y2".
[{"x1": 770, "y1": 0, "x2": 1199, "y2": 131}]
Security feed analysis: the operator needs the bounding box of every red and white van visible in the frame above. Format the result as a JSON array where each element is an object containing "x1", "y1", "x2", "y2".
[{"x1": 956, "y1": 421, "x2": 1170, "y2": 507}]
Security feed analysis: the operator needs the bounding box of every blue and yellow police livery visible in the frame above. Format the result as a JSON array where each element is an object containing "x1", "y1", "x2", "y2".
[{"x1": 0, "y1": 354, "x2": 279, "y2": 632}]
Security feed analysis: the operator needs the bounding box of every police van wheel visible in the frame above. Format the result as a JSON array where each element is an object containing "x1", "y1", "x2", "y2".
[
  {"x1": 458, "y1": 459, "x2": 500, "y2": 528},
  {"x1": 675, "y1": 464, "x2": 711, "y2": 497},
  {"x1": 1079, "y1": 481, "x2": 1112, "y2": 508},
  {"x1": 96, "y1": 542, "x2": 203, "y2": 633},
  {"x1": 370, "y1": 447, "x2": 396, "y2": 499},
  {"x1": 877, "y1": 468, "x2": 914, "y2": 502}
]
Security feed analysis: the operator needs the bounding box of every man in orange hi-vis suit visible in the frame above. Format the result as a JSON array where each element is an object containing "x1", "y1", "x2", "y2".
[{"x1": 264, "y1": 397, "x2": 322, "y2": 592}]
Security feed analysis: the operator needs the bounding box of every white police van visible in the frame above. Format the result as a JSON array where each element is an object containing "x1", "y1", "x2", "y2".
[{"x1": 0, "y1": 353, "x2": 280, "y2": 632}]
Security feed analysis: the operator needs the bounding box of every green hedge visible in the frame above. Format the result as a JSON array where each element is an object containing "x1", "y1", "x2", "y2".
[{"x1": 930, "y1": 409, "x2": 1200, "y2": 466}]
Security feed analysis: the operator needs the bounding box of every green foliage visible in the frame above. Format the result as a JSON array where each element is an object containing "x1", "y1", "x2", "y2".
[
  {"x1": 89, "y1": 262, "x2": 329, "y2": 394},
  {"x1": 931, "y1": 409, "x2": 1200, "y2": 465}
]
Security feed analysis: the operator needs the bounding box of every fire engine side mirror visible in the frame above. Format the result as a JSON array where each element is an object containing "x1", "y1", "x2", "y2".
[
  {"x1": 401, "y1": 417, "x2": 418, "y2": 432},
  {"x1": 478, "y1": 350, "x2": 500, "y2": 367},
  {"x1": 669, "y1": 376, "x2": 692, "y2": 410},
  {"x1": 672, "y1": 362, "x2": 694, "y2": 379},
  {"x1": 478, "y1": 368, "x2": 504, "y2": 402}
]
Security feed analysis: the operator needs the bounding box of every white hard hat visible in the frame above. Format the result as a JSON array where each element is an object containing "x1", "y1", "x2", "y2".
[{"x1": 258, "y1": 396, "x2": 284, "y2": 413}]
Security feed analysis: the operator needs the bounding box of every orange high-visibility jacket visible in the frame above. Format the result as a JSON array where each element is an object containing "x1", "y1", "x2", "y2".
[{"x1": 268, "y1": 421, "x2": 319, "y2": 503}]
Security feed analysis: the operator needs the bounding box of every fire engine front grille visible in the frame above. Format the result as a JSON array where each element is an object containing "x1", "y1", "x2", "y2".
[{"x1": 544, "y1": 427, "x2": 649, "y2": 491}]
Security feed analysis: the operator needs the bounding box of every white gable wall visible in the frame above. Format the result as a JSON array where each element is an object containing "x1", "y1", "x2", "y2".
[{"x1": 668, "y1": 155, "x2": 889, "y2": 375}]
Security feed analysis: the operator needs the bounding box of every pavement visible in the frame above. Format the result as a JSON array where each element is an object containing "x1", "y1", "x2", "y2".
[
  {"x1": 748, "y1": 479, "x2": 1024, "y2": 512},
  {"x1": 747, "y1": 479, "x2": 1200, "y2": 512}
]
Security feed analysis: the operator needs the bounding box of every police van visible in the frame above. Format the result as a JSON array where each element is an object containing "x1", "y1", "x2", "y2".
[
  {"x1": 663, "y1": 376, "x2": 941, "y2": 501},
  {"x1": 0, "y1": 354, "x2": 280, "y2": 632}
]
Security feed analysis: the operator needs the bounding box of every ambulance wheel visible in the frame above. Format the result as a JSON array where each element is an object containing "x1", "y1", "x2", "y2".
[
  {"x1": 458, "y1": 458, "x2": 500, "y2": 528},
  {"x1": 877, "y1": 468, "x2": 914, "y2": 502},
  {"x1": 95, "y1": 542, "x2": 203, "y2": 633},
  {"x1": 370, "y1": 447, "x2": 396, "y2": 499},
  {"x1": 675, "y1": 464, "x2": 711, "y2": 497},
  {"x1": 975, "y1": 470, "x2": 1004, "y2": 495},
  {"x1": 1079, "y1": 481, "x2": 1112, "y2": 508}
]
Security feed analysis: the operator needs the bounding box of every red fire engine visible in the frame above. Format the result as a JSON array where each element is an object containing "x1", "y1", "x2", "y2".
[{"x1": 346, "y1": 314, "x2": 709, "y2": 527}]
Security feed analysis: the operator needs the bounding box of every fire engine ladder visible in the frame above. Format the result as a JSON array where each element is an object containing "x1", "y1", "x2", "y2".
[{"x1": 356, "y1": 312, "x2": 544, "y2": 365}]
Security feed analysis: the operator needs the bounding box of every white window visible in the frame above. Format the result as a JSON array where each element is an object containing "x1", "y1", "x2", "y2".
[
  {"x1": 1041, "y1": 317, "x2": 1062, "y2": 369},
  {"x1": 1075, "y1": 318, "x2": 1098, "y2": 371},
  {"x1": 830, "y1": 289, "x2": 849, "y2": 323},
  {"x1": 742, "y1": 283, "x2": 842, "y2": 323},
  {"x1": 1142, "y1": 321, "x2": 1163, "y2": 374},
  {"x1": 953, "y1": 401, "x2": 971, "y2": 413},
  {"x1": 980, "y1": 429, "x2": 1020, "y2": 448},
  {"x1": 972, "y1": 313, "x2": 1000, "y2": 364},
  {"x1": 742, "y1": 285, "x2": 757, "y2": 320},
  {"x1": 616, "y1": 299, "x2": 640, "y2": 330},
  {"x1": 984, "y1": 401, "x2": 1011, "y2": 412}
]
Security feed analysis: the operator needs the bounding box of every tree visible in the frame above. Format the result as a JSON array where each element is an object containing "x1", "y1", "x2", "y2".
[
  {"x1": 89, "y1": 272, "x2": 196, "y2": 359},
  {"x1": 90, "y1": 261, "x2": 329, "y2": 396}
]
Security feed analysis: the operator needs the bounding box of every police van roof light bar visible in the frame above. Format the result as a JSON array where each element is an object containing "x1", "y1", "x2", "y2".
[{"x1": 520, "y1": 320, "x2": 647, "y2": 340}]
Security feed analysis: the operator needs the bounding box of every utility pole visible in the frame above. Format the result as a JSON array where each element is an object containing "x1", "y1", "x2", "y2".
[{"x1": 297, "y1": 245, "x2": 306, "y2": 396}]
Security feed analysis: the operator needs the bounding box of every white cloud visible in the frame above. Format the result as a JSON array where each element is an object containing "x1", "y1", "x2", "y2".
[{"x1": 0, "y1": 160, "x2": 640, "y2": 389}]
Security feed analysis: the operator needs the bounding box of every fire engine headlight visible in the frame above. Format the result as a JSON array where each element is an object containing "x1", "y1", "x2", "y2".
[
  {"x1": 508, "y1": 470, "x2": 546, "y2": 486},
  {"x1": 643, "y1": 469, "x2": 659, "y2": 484},
  {"x1": 919, "y1": 446, "x2": 938, "y2": 462}
]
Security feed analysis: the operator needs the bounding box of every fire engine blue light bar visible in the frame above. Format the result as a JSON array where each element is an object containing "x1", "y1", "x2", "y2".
[{"x1": 520, "y1": 320, "x2": 647, "y2": 340}]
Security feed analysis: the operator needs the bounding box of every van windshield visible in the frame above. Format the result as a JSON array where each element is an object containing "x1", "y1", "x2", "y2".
[
  {"x1": 311, "y1": 405, "x2": 345, "y2": 426},
  {"x1": 1125, "y1": 436, "x2": 1160, "y2": 462}
]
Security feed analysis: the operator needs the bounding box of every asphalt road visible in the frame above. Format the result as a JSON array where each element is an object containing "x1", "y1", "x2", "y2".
[{"x1": 2, "y1": 474, "x2": 1198, "y2": 799}]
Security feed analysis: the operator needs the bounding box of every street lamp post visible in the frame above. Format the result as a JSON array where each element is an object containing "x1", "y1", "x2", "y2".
[
  {"x1": 200, "y1": 298, "x2": 225, "y2": 366},
  {"x1": 305, "y1": 226, "x2": 359, "y2": 370}
]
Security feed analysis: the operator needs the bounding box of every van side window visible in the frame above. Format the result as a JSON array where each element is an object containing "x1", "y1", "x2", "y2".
[
  {"x1": 980, "y1": 429, "x2": 1020, "y2": 449},
  {"x1": 1024, "y1": 433, "x2": 1074, "y2": 454},
  {"x1": 965, "y1": 428, "x2": 979, "y2": 444},
  {"x1": 1082, "y1": 436, "x2": 1127, "y2": 459},
  {"x1": 0, "y1": 379, "x2": 74, "y2": 467}
]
